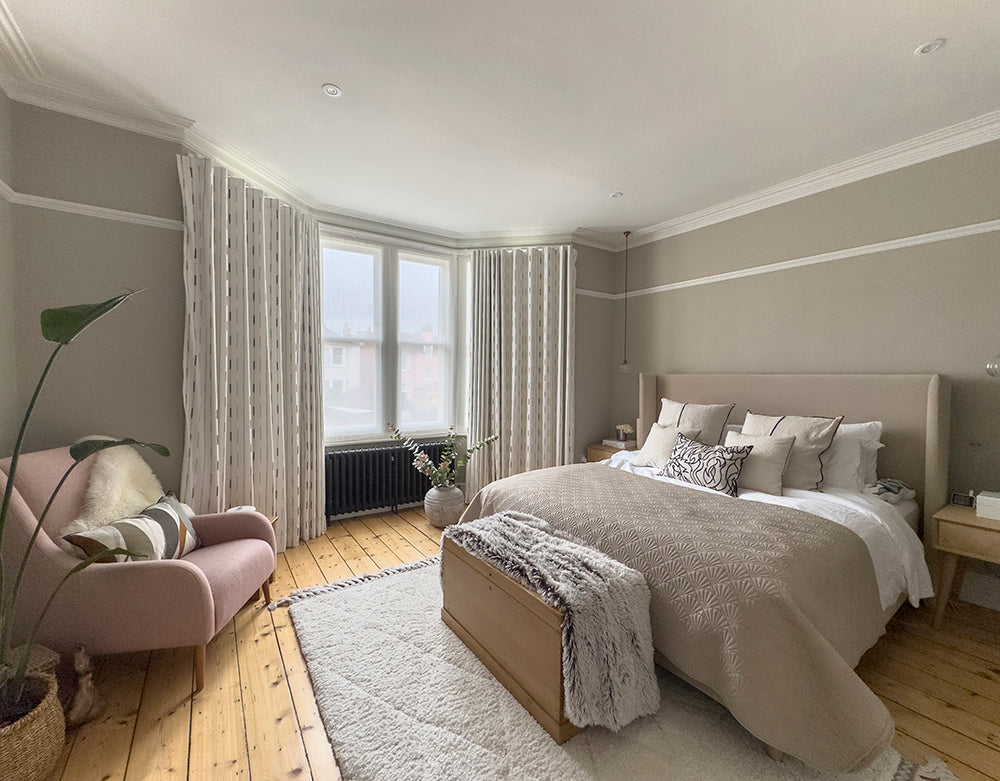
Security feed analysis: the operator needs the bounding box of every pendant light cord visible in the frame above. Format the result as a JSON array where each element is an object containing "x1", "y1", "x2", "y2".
[{"x1": 622, "y1": 230, "x2": 630, "y2": 366}]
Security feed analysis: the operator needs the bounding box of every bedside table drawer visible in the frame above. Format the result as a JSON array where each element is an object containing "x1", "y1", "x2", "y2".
[
  {"x1": 938, "y1": 520, "x2": 1000, "y2": 562},
  {"x1": 586, "y1": 444, "x2": 618, "y2": 462}
]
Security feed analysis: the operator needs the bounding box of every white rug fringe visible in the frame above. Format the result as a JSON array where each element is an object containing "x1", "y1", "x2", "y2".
[
  {"x1": 268, "y1": 554, "x2": 440, "y2": 609},
  {"x1": 893, "y1": 756, "x2": 958, "y2": 781}
]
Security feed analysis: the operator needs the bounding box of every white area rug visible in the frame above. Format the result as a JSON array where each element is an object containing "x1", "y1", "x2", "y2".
[{"x1": 283, "y1": 558, "x2": 955, "y2": 781}]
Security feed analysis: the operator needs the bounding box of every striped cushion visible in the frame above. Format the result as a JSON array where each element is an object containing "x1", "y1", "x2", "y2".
[{"x1": 64, "y1": 495, "x2": 199, "y2": 562}]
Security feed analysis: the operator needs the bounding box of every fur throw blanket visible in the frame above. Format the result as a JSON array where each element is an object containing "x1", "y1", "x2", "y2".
[
  {"x1": 443, "y1": 511, "x2": 659, "y2": 731},
  {"x1": 57, "y1": 436, "x2": 164, "y2": 553}
]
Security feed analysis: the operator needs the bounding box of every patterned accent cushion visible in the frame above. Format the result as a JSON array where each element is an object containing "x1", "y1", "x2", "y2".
[
  {"x1": 658, "y1": 398, "x2": 735, "y2": 445},
  {"x1": 724, "y1": 431, "x2": 795, "y2": 496},
  {"x1": 742, "y1": 412, "x2": 843, "y2": 490},
  {"x1": 64, "y1": 495, "x2": 200, "y2": 563},
  {"x1": 632, "y1": 423, "x2": 701, "y2": 469},
  {"x1": 662, "y1": 433, "x2": 753, "y2": 497}
]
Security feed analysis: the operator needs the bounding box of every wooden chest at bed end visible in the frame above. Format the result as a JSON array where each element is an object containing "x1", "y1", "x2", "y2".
[{"x1": 440, "y1": 536, "x2": 581, "y2": 745}]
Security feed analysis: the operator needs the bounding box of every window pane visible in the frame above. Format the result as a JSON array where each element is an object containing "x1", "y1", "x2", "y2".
[
  {"x1": 323, "y1": 341, "x2": 378, "y2": 437},
  {"x1": 398, "y1": 343, "x2": 446, "y2": 427},
  {"x1": 323, "y1": 246, "x2": 378, "y2": 337},
  {"x1": 399, "y1": 257, "x2": 444, "y2": 342},
  {"x1": 322, "y1": 242, "x2": 381, "y2": 440},
  {"x1": 398, "y1": 255, "x2": 449, "y2": 429}
]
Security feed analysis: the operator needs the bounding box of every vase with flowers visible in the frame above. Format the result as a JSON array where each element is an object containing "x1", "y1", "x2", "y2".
[
  {"x1": 615, "y1": 423, "x2": 634, "y2": 442},
  {"x1": 387, "y1": 425, "x2": 497, "y2": 528}
]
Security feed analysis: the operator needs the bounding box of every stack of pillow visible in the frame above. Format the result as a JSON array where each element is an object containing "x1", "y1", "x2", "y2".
[{"x1": 631, "y1": 396, "x2": 883, "y2": 497}]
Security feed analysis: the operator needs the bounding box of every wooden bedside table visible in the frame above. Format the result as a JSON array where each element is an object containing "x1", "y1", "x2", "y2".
[
  {"x1": 586, "y1": 443, "x2": 634, "y2": 462},
  {"x1": 932, "y1": 503, "x2": 1000, "y2": 628}
]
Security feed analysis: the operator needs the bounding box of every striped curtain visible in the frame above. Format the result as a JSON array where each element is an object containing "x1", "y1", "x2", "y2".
[
  {"x1": 176, "y1": 155, "x2": 325, "y2": 551},
  {"x1": 467, "y1": 245, "x2": 576, "y2": 497}
]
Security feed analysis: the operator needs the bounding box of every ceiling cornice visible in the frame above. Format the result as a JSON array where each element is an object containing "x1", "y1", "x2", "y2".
[
  {"x1": 3, "y1": 76, "x2": 192, "y2": 142},
  {"x1": 1, "y1": 0, "x2": 996, "y2": 258},
  {"x1": 0, "y1": 0, "x2": 190, "y2": 142},
  {"x1": 628, "y1": 108, "x2": 1000, "y2": 250},
  {"x1": 187, "y1": 125, "x2": 602, "y2": 252},
  {"x1": 0, "y1": 0, "x2": 39, "y2": 80}
]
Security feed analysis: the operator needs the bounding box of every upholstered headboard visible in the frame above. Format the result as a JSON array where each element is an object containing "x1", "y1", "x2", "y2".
[{"x1": 637, "y1": 373, "x2": 951, "y2": 529}]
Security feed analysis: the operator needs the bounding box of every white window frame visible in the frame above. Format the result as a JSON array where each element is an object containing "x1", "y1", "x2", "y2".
[{"x1": 320, "y1": 230, "x2": 466, "y2": 445}]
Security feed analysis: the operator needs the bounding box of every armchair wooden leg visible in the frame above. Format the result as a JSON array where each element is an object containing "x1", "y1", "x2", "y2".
[
  {"x1": 194, "y1": 644, "x2": 206, "y2": 694},
  {"x1": 765, "y1": 745, "x2": 785, "y2": 762},
  {"x1": 262, "y1": 578, "x2": 271, "y2": 604}
]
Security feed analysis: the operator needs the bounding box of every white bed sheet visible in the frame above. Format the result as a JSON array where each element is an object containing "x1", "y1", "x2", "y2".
[{"x1": 603, "y1": 450, "x2": 933, "y2": 610}]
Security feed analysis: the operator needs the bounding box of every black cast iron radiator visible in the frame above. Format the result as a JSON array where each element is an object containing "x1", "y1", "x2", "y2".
[{"x1": 325, "y1": 442, "x2": 445, "y2": 517}]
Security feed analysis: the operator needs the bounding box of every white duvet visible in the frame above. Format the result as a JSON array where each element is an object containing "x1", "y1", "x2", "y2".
[{"x1": 604, "y1": 450, "x2": 934, "y2": 610}]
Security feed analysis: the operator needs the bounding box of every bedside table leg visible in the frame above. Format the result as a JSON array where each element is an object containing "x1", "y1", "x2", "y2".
[{"x1": 933, "y1": 553, "x2": 960, "y2": 629}]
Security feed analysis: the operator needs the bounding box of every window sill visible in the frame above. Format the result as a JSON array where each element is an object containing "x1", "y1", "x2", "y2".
[{"x1": 325, "y1": 431, "x2": 466, "y2": 452}]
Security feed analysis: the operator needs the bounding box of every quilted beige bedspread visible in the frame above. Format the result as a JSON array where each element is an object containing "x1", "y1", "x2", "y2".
[{"x1": 462, "y1": 463, "x2": 894, "y2": 772}]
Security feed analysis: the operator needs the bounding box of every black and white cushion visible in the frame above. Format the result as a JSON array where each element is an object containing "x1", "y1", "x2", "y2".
[{"x1": 661, "y1": 433, "x2": 753, "y2": 497}]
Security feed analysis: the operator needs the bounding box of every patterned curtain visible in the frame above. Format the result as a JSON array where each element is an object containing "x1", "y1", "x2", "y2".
[
  {"x1": 176, "y1": 155, "x2": 325, "y2": 551},
  {"x1": 467, "y1": 245, "x2": 576, "y2": 497}
]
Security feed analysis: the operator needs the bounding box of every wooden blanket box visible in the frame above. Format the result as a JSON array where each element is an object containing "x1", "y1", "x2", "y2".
[{"x1": 440, "y1": 536, "x2": 580, "y2": 744}]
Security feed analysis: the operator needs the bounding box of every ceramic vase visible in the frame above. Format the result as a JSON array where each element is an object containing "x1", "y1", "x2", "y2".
[{"x1": 424, "y1": 485, "x2": 465, "y2": 528}]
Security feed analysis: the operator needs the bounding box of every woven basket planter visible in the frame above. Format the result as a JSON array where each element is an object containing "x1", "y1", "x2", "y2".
[{"x1": 0, "y1": 674, "x2": 65, "y2": 781}]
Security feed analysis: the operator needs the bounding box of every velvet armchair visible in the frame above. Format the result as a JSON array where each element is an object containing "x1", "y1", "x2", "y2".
[{"x1": 0, "y1": 446, "x2": 276, "y2": 692}]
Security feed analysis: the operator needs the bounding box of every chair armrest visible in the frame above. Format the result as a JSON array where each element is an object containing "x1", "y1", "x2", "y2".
[
  {"x1": 191, "y1": 511, "x2": 276, "y2": 555},
  {"x1": 43, "y1": 558, "x2": 217, "y2": 653}
]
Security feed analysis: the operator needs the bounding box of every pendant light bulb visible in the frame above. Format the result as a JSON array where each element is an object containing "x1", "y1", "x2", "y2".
[{"x1": 988, "y1": 353, "x2": 1000, "y2": 377}]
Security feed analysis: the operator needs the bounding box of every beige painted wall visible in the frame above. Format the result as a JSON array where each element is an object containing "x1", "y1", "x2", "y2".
[
  {"x1": 4, "y1": 100, "x2": 185, "y2": 488},
  {"x1": 573, "y1": 243, "x2": 615, "y2": 460},
  {"x1": 0, "y1": 88, "x2": 17, "y2": 456},
  {"x1": 0, "y1": 87, "x2": 11, "y2": 182}
]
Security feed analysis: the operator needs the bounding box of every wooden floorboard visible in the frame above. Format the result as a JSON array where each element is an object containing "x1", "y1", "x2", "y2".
[
  {"x1": 188, "y1": 621, "x2": 249, "y2": 779},
  {"x1": 49, "y1": 511, "x2": 1000, "y2": 780}
]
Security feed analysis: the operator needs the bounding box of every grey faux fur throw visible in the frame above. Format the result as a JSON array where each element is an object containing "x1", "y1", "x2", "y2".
[{"x1": 443, "y1": 512, "x2": 659, "y2": 731}]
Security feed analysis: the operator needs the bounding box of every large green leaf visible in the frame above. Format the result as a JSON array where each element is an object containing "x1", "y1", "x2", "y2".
[
  {"x1": 69, "y1": 438, "x2": 170, "y2": 462},
  {"x1": 40, "y1": 292, "x2": 135, "y2": 345}
]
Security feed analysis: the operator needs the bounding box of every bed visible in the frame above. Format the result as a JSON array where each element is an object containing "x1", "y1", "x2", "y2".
[{"x1": 461, "y1": 372, "x2": 950, "y2": 773}]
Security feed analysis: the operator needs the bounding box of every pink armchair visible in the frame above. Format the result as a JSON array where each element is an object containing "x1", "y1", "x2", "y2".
[{"x1": 0, "y1": 446, "x2": 276, "y2": 692}]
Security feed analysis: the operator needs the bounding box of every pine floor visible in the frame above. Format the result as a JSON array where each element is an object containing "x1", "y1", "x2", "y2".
[{"x1": 45, "y1": 509, "x2": 1000, "y2": 781}]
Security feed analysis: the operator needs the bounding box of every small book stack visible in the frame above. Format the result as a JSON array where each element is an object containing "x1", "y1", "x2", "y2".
[{"x1": 601, "y1": 438, "x2": 637, "y2": 450}]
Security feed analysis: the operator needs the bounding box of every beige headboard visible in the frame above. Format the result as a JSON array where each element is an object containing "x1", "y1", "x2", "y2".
[{"x1": 638, "y1": 373, "x2": 951, "y2": 529}]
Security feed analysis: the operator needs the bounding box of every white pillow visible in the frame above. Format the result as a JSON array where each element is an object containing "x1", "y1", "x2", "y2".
[
  {"x1": 633, "y1": 423, "x2": 702, "y2": 470},
  {"x1": 724, "y1": 431, "x2": 795, "y2": 496},
  {"x1": 658, "y1": 398, "x2": 735, "y2": 446},
  {"x1": 822, "y1": 421, "x2": 884, "y2": 491},
  {"x1": 742, "y1": 412, "x2": 843, "y2": 490}
]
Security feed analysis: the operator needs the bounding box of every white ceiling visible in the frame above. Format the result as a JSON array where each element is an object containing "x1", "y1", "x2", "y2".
[{"x1": 2, "y1": 0, "x2": 999, "y2": 247}]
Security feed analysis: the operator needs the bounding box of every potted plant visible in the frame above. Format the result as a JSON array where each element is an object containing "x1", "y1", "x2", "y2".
[
  {"x1": 388, "y1": 425, "x2": 496, "y2": 528},
  {"x1": 0, "y1": 293, "x2": 167, "y2": 781}
]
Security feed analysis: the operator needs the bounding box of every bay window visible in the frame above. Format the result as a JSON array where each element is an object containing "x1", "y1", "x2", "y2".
[{"x1": 321, "y1": 235, "x2": 464, "y2": 443}]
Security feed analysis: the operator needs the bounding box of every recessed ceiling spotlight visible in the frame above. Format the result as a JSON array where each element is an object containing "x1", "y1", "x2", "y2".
[
  {"x1": 914, "y1": 38, "x2": 946, "y2": 56},
  {"x1": 610, "y1": 191, "x2": 624, "y2": 199},
  {"x1": 322, "y1": 83, "x2": 343, "y2": 97}
]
